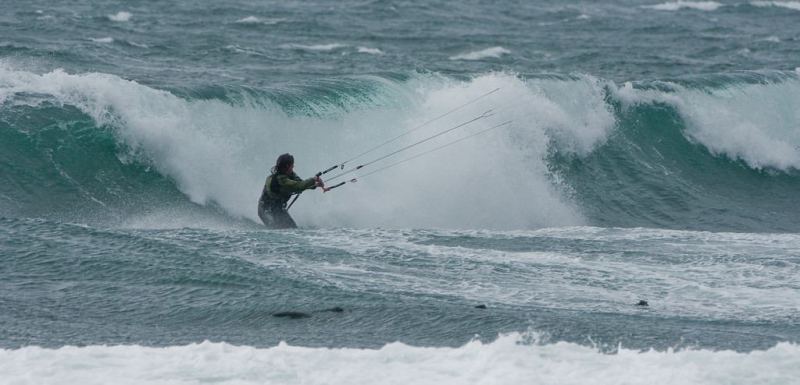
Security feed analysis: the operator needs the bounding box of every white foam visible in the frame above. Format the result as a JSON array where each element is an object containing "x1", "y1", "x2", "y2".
[
  {"x1": 0, "y1": 65, "x2": 615, "y2": 229},
  {"x1": 280, "y1": 43, "x2": 346, "y2": 52},
  {"x1": 612, "y1": 78, "x2": 800, "y2": 171},
  {"x1": 644, "y1": 1, "x2": 723, "y2": 11},
  {"x1": 89, "y1": 37, "x2": 114, "y2": 43},
  {"x1": 751, "y1": 1, "x2": 800, "y2": 10},
  {"x1": 108, "y1": 11, "x2": 132, "y2": 22},
  {"x1": 1, "y1": 336, "x2": 798, "y2": 385},
  {"x1": 449, "y1": 47, "x2": 511, "y2": 61},
  {"x1": 357, "y1": 46, "x2": 383, "y2": 55},
  {"x1": 760, "y1": 36, "x2": 781, "y2": 43}
]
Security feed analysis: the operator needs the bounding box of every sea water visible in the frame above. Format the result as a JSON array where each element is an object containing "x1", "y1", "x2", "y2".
[{"x1": 1, "y1": 1, "x2": 799, "y2": 384}]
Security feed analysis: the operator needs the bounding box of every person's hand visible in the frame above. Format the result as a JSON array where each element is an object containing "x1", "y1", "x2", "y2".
[{"x1": 314, "y1": 176, "x2": 325, "y2": 188}]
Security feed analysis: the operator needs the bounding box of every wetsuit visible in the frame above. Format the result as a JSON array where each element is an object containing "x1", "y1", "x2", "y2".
[{"x1": 257, "y1": 172, "x2": 317, "y2": 228}]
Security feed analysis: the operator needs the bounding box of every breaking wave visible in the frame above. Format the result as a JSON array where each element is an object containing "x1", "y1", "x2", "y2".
[{"x1": 2, "y1": 63, "x2": 799, "y2": 231}]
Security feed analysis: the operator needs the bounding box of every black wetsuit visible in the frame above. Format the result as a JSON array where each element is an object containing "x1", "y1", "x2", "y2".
[{"x1": 257, "y1": 172, "x2": 316, "y2": 229}]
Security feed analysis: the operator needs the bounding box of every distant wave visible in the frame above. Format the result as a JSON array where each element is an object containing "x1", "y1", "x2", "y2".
[
  {"x1": 449, "y1": 47, "x2": 510, "y2": 61},
  {"x1": 644, "y1": 1, "x2": 723, "y2": 11},
  {"x1": 280, "y1": 43, "x2": 346, "y2": 52},
  {"x1": 108, "y1": 11, "x2": 132, "y2": 22},
  {"x1": 760, "y1": 36, "x2": 781, "y2": 43},
  {"x1": 36, "y1": 14, "x2": 54, "y2": 21},
  {"x1": 127, "y1": 41, "x2": 149, "y2": 48},
  {"x1": 89, "y1": 37, "x2": 114, "y2": 43},
  {"x1": 751, "y1": 1, "x2": 800, "y2": 11},
  {"x1": 224, "y1": 44, "x2": 265, "y2": 56},
  {"x1": 357, "y1": 47, "x2": 383, "y2": 55},
  {"x1": 235, "y1": 16, "x2": 285, "y2": 25}
]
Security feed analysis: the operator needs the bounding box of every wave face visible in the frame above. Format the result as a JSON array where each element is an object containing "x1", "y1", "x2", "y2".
[
  {"x1": 2, "y1": 64, "x2": 800, "y2": 231},
  {"x1": 551, "y1": 73, "x2": 800, "y2": 232}
]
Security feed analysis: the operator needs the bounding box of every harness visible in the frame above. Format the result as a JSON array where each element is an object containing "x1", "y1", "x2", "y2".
[
  {"x1": 270, "y1": 173, "x2": 281, "y2": 195},
  {"x1": 260, "y1": 173, "x2": 293, "y2": 212}
]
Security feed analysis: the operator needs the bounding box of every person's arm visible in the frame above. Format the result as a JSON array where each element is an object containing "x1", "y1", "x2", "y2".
[{"x1": 279, "y1": 174, "x2": 317, "y2": 193}]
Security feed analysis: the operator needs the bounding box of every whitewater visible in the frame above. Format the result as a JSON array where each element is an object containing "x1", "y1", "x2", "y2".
[{"x1": 2, "y1": 1, "x2": 799, "y2": 384}]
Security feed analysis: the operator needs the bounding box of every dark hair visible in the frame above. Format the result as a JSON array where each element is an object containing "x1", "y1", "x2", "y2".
[{"x1": 272, "y1": 153, "x2": 294, "y2": 174}]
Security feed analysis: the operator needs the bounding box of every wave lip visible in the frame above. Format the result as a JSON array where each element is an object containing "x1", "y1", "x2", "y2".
[
  {"x1": 1, "y1": 335, "x2": 798, "y2": 385},
  {"x1": 643, "y1": 1, "x2": 723, "y2": 11},
  {"x1": 449, "y1": 47, "x2": 511, "y2": 61}
]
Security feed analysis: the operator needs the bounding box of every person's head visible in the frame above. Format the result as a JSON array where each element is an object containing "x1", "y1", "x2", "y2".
[{"x1": 273, "y1": 153, "x2": 294, "y2": 174}]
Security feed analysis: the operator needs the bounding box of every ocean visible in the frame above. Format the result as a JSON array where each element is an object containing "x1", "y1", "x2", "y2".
[{"x1": 1, "y1": 0, "x2": 799, "y2": 384}]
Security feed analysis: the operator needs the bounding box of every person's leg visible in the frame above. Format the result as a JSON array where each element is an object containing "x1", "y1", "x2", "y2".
[
  {"x1": 257, "y1": 200, "x2": 273, "y2": 227},
  {"x1": 271, "y1": 209, "x2": 297, "y2": 229}
]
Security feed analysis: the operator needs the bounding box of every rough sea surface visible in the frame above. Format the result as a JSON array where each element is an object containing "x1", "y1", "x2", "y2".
[{"x1": 1, "y1": 1, "x2": 799, "y2": 384}]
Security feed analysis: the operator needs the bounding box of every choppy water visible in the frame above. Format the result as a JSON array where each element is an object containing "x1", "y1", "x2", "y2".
[{"x1": 2, "y1": 1, "x2": 800, "y2": 384}]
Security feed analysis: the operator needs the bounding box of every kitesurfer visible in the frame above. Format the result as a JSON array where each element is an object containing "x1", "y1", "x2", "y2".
[{"x1": 258, "y1": 153, "x2": 325, "y2": 228}]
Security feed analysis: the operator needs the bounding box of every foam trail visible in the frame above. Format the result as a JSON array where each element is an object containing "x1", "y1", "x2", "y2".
[
  {"x1": 280, "y1": 226, "x2": 800, "y2": 323},
  {"x1": 1, "y1": 335, "x2": 798, "y2": 385}
]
